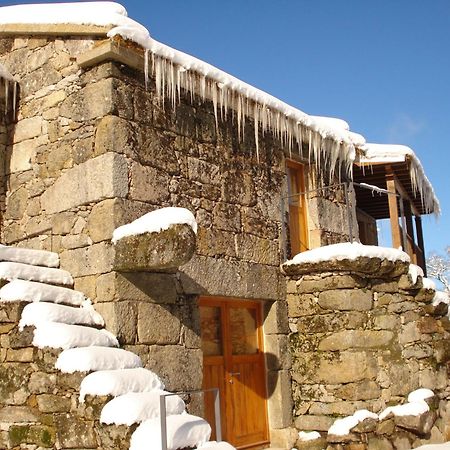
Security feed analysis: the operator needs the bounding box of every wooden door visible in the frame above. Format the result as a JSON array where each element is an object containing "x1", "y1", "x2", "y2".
[
  {"x1": 287, "y1": 160, "x2": 309, "y2": 256},
  {"x1": 200, "y1": 297, "x2": 269, "y2": 449}
]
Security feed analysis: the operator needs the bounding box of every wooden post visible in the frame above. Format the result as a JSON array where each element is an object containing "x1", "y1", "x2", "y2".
[
  {"x1": 386, "y1": 167, "x2": 402, "y2": 250},
  {"x1": 415, "y1": 215, "x2": 427, "y2": 276},
  {"x1": 404, "y1": 202, "x2": 416, "y2": 263}
]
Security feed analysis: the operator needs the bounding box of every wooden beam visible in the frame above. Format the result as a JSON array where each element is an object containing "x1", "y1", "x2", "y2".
[
  {"x1": 386, "y1": 167, "x2": 402, "y2": 249},
  {"x1": 391, "y1": 172, "x2": 421, "y2": 217},
  {"x1": 415, "y1": 216, "x2": 427, "y2": 276},
  {"x1": 404, "y1": 202, "x2": 416, "y2": 263}
]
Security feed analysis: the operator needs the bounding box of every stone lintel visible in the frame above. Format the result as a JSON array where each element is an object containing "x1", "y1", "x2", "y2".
[
  {"x1": 77, "y1": 39, "x2": 144, "y2": 71},
  {"x1": 0, "y1": 23, "x2": 110, "y2": 36}
]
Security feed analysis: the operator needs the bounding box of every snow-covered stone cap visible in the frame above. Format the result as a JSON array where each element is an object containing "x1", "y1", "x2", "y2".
[
  {"x1": 359, "y1": 143, "x2": 440, "y2": 216},
  {"x1": 282, "y1": 242, "x2": 410, "y2": 277}
]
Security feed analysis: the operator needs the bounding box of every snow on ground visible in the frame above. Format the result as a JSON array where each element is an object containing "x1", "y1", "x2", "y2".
[
  {"x1": 414, "y1": 444, "x2": 450, "y2": 450},
  {"x1": 19, "y1": 302, "x2": 104, "y2": 330},
  {"x1": 0, "y1": 279, "x2": 86, "y2": 305},
  {"x1": 100, "y1": 390, "x2": 185, "y2": 426},
  {"x1": 56, "y1": 346, "x2": 142, "y2": 373},
  {"x1": 285, "y1": 242, "x2": 410, "y2": 266},
  {"x1": 33, "y1": 322, "x2": 118, "y2": 350},
  {"x1": 130, "y1": 414, "x2": 211, "y2": 450},
  {"x1": 196, "y1": 442, "x2": 237, "y2": 450},
  {"x1": 0, "y1": 244, "x2": 59, "y2": 267},
  {"x1": 0, "y1": 262, "x2": 73, "y2": 286},
  {"x1": 79, "y1": 367, "x2": 164, "y2": 402},
  {"x1": 112, "y1": 207, "x2": 197, "y2": 243}
]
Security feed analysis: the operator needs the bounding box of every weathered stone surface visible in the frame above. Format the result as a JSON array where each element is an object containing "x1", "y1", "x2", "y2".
[
  {"x1": 318, "y1": 289, "x2": 373, "y2": 311},
  {"x1": 137, "y1": 303, "x2": 181, "y2": 345},
  {"x1": 394, "y1": 410, "x2": 437, "y2": 436},
  {"x1": 60, "y1": 241, "x2": 113, "y2": 277},
  {"x1": 294, "y1": 414, "x2": 334, "y2": 431},
  {"x1": 113, "y1": 224, "x2": 196, "y2": 272},
  {"x1": 296, "y1": 274, "x2": 367, "y2": 293},
  {"x1": 367, "y1": 436, "x2": 394, "y2": 450},
  {"x1": 13, "y1": 116, "x2": 43, "y2": 143},
  {"x1": 145, "y1": 345, "x2": 202, "y2": 391},
  {"x1": 54, "y1": 415, "x2": 97, "y2": 448},
  {"x1": 318, "y1": 330, "x2": 394, "y2": 351},
  {"x1": 94, "y1": 114, "x2": 135, "y2": 157},
  {"x1": 36, "y1": 394, "x2": 71, "y2": 413},
  {"x1": 129, "y1": 161, "x2": 170, "y2": 203},
  {"x1": 267, "y1": 370, "x2": 293, "y2": 428},
  {"x1": 0, "y1": 406, "x2": 39, "y2": 422},
  {"x1": 335, "y1": 380, "x2": 381, "y2": 400},
  {"x1": 8, "y1": 424, "x2": 56, "y2": 448},
  {"x1": 41, "y1": 152, "x2": 129, "y2": 213}
]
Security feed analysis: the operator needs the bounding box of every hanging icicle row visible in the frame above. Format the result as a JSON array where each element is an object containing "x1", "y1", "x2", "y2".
[{"x1": 146, "y1": 53, "x2": 354, "y2": 177}]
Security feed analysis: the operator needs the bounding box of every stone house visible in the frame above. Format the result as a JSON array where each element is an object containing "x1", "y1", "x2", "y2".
[{"x1": 0, "y1": 3, "x2": 447, "y2": 450}]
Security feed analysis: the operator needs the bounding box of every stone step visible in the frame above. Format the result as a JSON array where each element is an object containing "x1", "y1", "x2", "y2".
[
  {"x1": 0, "y1": 244, "x2": 59, "y2": 268},
  {"x1": 0, "y1": 261, "x2": 73, "y2": 287}
]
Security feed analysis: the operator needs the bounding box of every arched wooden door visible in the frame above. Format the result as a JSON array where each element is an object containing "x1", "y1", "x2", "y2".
[{"x1": 199, "y1": 297, "x2": 269, "y2": 449}]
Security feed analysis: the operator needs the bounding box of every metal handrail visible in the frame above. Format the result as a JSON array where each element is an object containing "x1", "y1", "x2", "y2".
[{"x1": 159, "y1": 387, "x2": 221, "y2": 450}]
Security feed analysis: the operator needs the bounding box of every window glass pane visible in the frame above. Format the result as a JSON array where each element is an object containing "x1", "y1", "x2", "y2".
[
  {"x1": 229, "y1": 308, "x2": 258, "y2": 355},
  {"x1": 200, "y1": 306, "x2": 223, "y2": 356}
]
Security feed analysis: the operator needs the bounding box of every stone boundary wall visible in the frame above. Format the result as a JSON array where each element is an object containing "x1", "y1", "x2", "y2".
[
  {"x1": 0, "y1": 301, "x2": 134, "y2": 450},
  {"x1": 285, "y1": 257, "x2": 450, "y2": 449}
]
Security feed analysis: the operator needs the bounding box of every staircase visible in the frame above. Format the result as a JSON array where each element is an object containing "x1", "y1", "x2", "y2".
[{"x1": 0, "y1": 244, "x2": 234, "y2": 450}]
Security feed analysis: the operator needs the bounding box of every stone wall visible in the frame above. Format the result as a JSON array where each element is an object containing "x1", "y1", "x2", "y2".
[
  {"x1": 285, "y1": 256, "x2": 450, "y2": 448},
  {"x1": 0, "y1": 31, "x2": 359, "y2": 446},
  {"x1": 0, "y1": 301, "x2": 134, "y2": 450}
]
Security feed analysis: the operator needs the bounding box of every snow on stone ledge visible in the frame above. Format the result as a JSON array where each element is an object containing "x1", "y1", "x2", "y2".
[
  {"x1": 79, "y1": 367, "x2": 164, "y2": 402},
  {"x1": 0, "y1": 279, "x2": 86, "y2": 306},
  {"x1": 422, "y1": 277, "x2": 436, "y2": 291},
  {"x1": 19, "y1": 302, "x2": 104, "y2": 330},
  {"x1": 100, "y1": 390, "x2": 185, "y2": 426},
  {"x1": 0, "y1": 244, "x2": 59, "y2": 268},
  {"x1": 282, "y1": 242, "x2": 410, "y2": 277},
  {"x1": 56, "y1": 346, "x2": 142, "y2": 373},
  {"x1": 130, "y1": 414, "x2": 211, "y2": 450},
  {"x1": 407, "y1": 388, "x2": 434, "y2": 403},
  {"x1": 328, "y1": 409, "x2": 378, "y2": 436},
  {"x1": 112, "y1": 207, "x2": 197, "y2": 244},
  {"x1": 408, "y1": 264, "x2": 424, "y2": 285},
  {"x1": 0, "y1": 262, "x2": 73, "y2": 286},
  {"x1": 33, "y1": 322, "x2": 118, "y2": 350},
  {"x1": 298, "y1": 431, "x2": 322, "y2": 441},
  {"x1": 379, "y1": 401, "x2": 429, "y2": 420},
  {"x1": 286, "y1": 242, "x2": 410, "y2": 266}
]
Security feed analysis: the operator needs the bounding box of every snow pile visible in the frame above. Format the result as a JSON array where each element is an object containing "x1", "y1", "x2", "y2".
[
  {"x1": 56, "y1": 346, "x2": 142, "y2": 373},
  {"x1": 112, "y1": 207, "x2": 197, "y2": 243},
  {"x1": 0, "y1": 279, "x2": 86, "y2": 305},
  {"x1": 0, "y1": 262, "x2": 73, "y2": 286},
  {"x1": 360, "y1": 143, "x2": 440, "y2": 216},
  {"x1": 422, "y1": 278, "x2": 436, "y2": 291},
  {"x1": 285, "y1": 242, "x2": 410, "y2": 266},
  {"x1": 408, "y1": 264, "x2": 424, "y2": 284},
  {"x1": 101, "y1": 390, "x2": 185, "y2": 425},
  {"x1": 130, "y1": 414, "x2": 211, "y2": 450},
  {"x1": 33, "y1": 322, "x2": 118, "y2": 350},
  {"x1": 79, "y1": 367, "x2": 164, "y2": 402},
  {"x1": 433, "y1": 291, "x2": 449, "y2": 307},
  {"x1": 328, "y1": 409, "x2": 378, "y2": 436},
  {"x1": 298, "y1": 431, "x2": 321, "y2": 441},
  {"x1": 197, "y1": 443, "x2": 236, "y2": 450},
  {"x1": 19, "y1": 302, "x2": 104, "y2": 330},
  {"x1": 0, "y1": 244, "x2": 59, "y2": 267},
  {"x1": 379, "y1": 388, "x2": 434, "y2": 420}
]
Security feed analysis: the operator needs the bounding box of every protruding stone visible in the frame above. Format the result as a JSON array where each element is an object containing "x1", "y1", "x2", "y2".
[{"x1": 113, "y1": 224, "x2": 196, "y2": 272}]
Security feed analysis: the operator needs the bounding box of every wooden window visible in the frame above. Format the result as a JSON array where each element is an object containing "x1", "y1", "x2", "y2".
[{"x1": 286, "y1": 160, "x2": 309, "y2": 256}]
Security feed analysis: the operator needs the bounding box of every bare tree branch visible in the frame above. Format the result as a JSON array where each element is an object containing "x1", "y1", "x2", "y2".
[{"x1": 427, "y1": 248, "x2": 450, "y2": 292}]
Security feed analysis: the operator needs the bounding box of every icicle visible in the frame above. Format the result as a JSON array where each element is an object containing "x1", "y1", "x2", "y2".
[
  {"x1": 144, "y1": 49, "x2": 149, "y2": 90},
  {"x1": 212, "y1": 83, "x2": 219, "y2": 131},
  {"x1": 253, "y1": 102, "x2": 260, "y2": 162}
]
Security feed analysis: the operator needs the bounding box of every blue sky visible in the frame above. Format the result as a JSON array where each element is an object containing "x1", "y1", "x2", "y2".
[{"x1": 2, "y1": 0, "x2": 448, "y2": 256}]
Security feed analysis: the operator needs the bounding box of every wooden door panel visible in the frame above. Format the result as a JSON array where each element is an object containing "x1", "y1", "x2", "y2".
[{"x1": 200, "y1": 297, "x2": 269, "y2": 449}]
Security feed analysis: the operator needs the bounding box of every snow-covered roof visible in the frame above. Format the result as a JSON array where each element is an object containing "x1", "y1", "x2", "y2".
[
  {"x1": 0, "y1": 1, "x2": 360, "y2": 174},
  {"x1": 360, "y1": 143, "x2": 440, "y2": 215}
]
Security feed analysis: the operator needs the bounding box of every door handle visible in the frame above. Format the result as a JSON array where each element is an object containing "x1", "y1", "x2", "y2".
[{"x1": 228, "y1": 372, "x2": 240, "y2": 384}]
